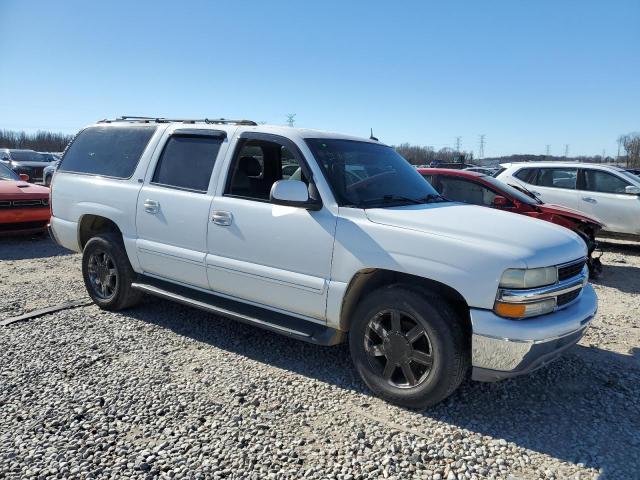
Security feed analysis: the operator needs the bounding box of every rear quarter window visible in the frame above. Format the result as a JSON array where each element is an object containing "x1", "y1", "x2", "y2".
[{"x1": 59, "y1": 126, "x2": 156, "y2": 178}]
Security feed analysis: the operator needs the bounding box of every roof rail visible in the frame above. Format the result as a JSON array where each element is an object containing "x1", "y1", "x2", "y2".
[{"x1": 98, "y1": 116, "x2": 258, "y2": 126}]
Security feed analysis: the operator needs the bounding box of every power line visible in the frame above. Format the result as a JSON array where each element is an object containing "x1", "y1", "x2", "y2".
[
  {"x1": 286, "y1": 113, "x2": 296, "y2": 128},
  {"x1": 478, "y1": 135, "x2": 486, "y2": 159}
]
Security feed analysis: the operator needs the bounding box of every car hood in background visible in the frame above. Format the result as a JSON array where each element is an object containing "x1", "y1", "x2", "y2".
[
  {"x1": 538, "y1": 203, "x2": 605, "y2": 228},
  {"x1": 0, "y1": 181, "x2": 50, "y2": 198},
  {"x1": 364, "y1": 202, "x2": 587, "y2": 268}
]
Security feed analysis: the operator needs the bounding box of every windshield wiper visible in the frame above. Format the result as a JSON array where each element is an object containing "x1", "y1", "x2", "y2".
[{"x1": 359, "y1": 194, "x2": 446, "y2": 208}]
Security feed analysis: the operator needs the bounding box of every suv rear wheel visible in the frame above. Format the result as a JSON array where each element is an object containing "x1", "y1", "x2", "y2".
[
  {"x1": 349, "y1": 285, "x2": 469, "y2": 408},
  {"x1": 82, "y1": 233, "x2": 143, "y2": 311}
]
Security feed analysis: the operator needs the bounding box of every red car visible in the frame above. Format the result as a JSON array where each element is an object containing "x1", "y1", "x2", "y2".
[
  {"x1": 0, "y1": 162, "x2": 51, "y2": 236},
  {"x1": 418, "y1": 168, "x2": 604, "y2": 274}
]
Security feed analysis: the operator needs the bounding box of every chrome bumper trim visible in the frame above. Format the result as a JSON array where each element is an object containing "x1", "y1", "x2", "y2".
[{"x1": 470, "y1": 283, "x2": 597, "y2": 378}]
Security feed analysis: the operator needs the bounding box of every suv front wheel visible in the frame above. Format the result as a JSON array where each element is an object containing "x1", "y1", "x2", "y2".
[
  {"x1": 349, "y1": 285, "x2": 469, "y2": 408},
  {"x1": 82, "y1": 233, "x2": 143, "y2": 311}
]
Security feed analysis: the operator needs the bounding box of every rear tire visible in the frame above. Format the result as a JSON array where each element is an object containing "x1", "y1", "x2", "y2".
[
  {"x1": 82, "y1": 233, "x2": 143, "y2": 311},
  {"x1": 349, "y1": 285, "x2": 469, "y2": 409}
]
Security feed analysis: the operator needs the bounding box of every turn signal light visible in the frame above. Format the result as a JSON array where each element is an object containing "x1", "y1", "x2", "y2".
[{"x1": 494, "y1": 299, "x2": 556, "y2": 319}]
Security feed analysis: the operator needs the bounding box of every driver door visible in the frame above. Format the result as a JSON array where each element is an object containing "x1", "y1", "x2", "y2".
[{"x1": 206, "y1": 133, "x2": 337, "y2": 320}]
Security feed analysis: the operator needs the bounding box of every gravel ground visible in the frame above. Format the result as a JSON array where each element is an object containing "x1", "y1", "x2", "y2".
[{"x1": 1, "y1": 236, "x2": 639, "y2": 479}]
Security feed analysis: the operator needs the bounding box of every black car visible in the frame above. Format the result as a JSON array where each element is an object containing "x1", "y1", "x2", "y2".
[{"x1": 0, "y1": 149, "x2": 56, "y2": 183}]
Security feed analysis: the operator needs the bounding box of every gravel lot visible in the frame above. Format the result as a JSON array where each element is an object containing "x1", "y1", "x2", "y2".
[{"x1": 1, "y1": 236, "x2": 639, "y2": 479}]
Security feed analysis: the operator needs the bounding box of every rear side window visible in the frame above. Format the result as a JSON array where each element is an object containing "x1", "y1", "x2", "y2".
[
  {"x1": 59, "y1": 126, "x2": 156, "y2": 178},
  {"x1": 152, "y1": 135, "x2": 223, "y2": 192},
  {"x1": 514, "y1": 168, "x2": 535, "y2": 183},
  {"x1": 534, "y1": 168, "x2": 577, "y2": 189}
]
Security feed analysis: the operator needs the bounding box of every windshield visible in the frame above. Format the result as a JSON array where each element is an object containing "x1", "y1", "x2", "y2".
[
  {"x1": 306, "y1": 138, "x2": 443, "y2": 208},
  {"x1": 0, "y1": 162, "x2": 19, "y2": 181},
  {"x1": 9, "y1": 150, "x2": 47, "y2": 162},
  {"x1": 481, "y1": 175, "x2": 542, "y2": 205}
]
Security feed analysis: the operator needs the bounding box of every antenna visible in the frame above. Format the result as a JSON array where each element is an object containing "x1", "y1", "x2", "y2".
[
  {"x1": 369, "y1": 128, "x2": 378, "y2": 141},
  {"x1": 286, "y1": 113, "x2": 296, "y2": 128}
]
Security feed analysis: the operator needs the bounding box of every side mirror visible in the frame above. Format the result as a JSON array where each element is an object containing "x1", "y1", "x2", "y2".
[
  {"x1": 270, "y1": 180, "x2": 322, "y2": 210},
  {"x1": 19, "y1": 173, "x2": 30, "y2": 182},
  {"x1": 493, "y1": 195, "x2": 510, "y2": 207},
  {"x1": 625, "y1": 185, "x2": 640, "y2": 195}
]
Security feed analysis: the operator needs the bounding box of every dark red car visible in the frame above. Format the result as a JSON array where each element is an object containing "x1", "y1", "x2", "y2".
[{"x1": 418, "y1": 168, "x2": 604, "y2": 274}]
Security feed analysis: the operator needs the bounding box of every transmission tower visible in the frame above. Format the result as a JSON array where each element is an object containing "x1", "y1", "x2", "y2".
[
  {"x1": 478, "y1": 135, "x2": 486, "y2": 159},
  {"x1": 564, "y1": 144, "x2": 569, "y2": 158},
  {"x1": 286, "y1": 114, "x2": 296, "y2": 128},
  {"x1": 455, "y1": 136, "x2": 462, "y2": 152}
]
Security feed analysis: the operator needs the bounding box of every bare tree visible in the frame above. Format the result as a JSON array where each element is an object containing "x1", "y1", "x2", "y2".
[
  {"x1": 620, "y1": 132, "x2": 640, "y2": 168},
  {"x1": 0, "y1": 130, "x2": 73, "y2": 152}
]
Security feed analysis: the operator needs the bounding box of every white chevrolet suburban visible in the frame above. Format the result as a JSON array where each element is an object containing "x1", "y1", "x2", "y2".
[{"x1": 49, "y1": 117, "x2": 598, "y2": 408}]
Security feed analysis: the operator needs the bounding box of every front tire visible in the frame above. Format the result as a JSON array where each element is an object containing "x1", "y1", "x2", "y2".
[
  {"x1": 349, "y1": 285, "x2": 469, "y2": 408},
  {"x1": 82, "y1": 233, "x2": 142, "y2": 311}
]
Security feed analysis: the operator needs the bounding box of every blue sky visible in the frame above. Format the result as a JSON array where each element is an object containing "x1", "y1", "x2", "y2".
[{"x1": 1, "y1": 0, "x2": 638, "y2": 157}]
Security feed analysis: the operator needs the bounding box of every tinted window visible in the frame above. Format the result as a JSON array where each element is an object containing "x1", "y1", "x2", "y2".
[
  {"x1": 534, "y1": 168, "x2": 577, "y2": 189},
  {"x1": 226, "y1": 139, "x2": 306, "y2": 201},
  {"x1": 583, "y1": 170, "x2": 630, "y2": 194},
  {"x1": 306, "y1": 139, "x2": 440, "y2": 207},
  {"x1": 438, "y1": 177, "x2": 499, "y2": 206},
  {"x1": 514, "y1": 168, "x2": 535, "y2": 183},
  {"x1": 10, "y1": 151, "x2": 46, "y2": 162},
  {"x1": 152, "y1": 135, "x2": 222, "y2": 192},
  {"x1": 0, "y1": 162, "x2": 19, "y2": 180},
  {"x1": 59, "y1": 126, "x2": 156, "y2": 178}
]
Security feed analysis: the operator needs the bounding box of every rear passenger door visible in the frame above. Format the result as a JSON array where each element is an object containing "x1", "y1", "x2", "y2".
[
  {"x1": 135, "y1": 129, "x2": 228, "y2": 289},
  {"x1": 521, "y1": 167, "x2": 582, "y2": 210}
]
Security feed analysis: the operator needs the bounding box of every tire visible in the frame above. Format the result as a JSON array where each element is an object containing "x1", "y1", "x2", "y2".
[
  {"x1": 44, "y1": 174, "x2": 51, "y2": 187},
  {"x1": 349, "y1": 285, "x2": 469, "y2": 409},
  {"x1": 82, "y1": 233, "x2": 143, "y2": 311}
]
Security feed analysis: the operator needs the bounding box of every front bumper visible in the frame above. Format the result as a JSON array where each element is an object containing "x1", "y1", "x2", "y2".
[{"x1": 470, "y1": 283, "x2": 597, "y2": 381}]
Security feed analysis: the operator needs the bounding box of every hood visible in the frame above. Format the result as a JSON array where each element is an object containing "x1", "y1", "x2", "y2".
[
  {"x1": 538, "y1": 203, "x2": 605, "y2": 228},
  {"x1": 10, "y1": 161, "x2": 54, "y2": 168},
  {"x1": 0, "y1": 180, "x2": 50, "y2": 199},
  {"x1": 364, "y1": 202, "x2": 587, "y2": 268}
]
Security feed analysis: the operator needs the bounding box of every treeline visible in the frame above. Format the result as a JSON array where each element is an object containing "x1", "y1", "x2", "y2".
[
  {"x1": 394, "y1": 143, "x2": 474, "y2": 165},
  {"x1": 481, "y1": 154, "x2": 616, "y2": 166},
  {"x1": 0, "y1": 130, "x2": 74, "y2": 153}
]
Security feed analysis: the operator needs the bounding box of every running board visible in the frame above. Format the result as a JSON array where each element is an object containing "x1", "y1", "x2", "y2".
[{"x1": 131, "y1": 276, "x2": 345, "y2": 346}]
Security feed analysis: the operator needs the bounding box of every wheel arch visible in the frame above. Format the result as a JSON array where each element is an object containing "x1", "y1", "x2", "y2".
[
  {"x1": 339, "y1": 269, "x2": 471, "y2": 336},
  {"x1": 78, "y1": 214, "x2": 123, "y2": 250}
]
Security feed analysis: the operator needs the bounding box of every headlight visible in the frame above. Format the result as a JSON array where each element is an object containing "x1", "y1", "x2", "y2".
[{"x1": 499, "y1": 267, "x2": 557, "y2": 289}]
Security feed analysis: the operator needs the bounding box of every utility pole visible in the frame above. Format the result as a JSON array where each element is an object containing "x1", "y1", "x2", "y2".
[
  {"x1": 564, "y1": 144, "x2": 569, "y2": 158},
  {"x1": 286, "y1": 114, "x2": 296, "y2": 128},
  {"x1": 478, "y1": 135, "x2": 486, "y2": 159},
  {"x1": 455, "y1": 136, "x2": 461, "y2": 152}
]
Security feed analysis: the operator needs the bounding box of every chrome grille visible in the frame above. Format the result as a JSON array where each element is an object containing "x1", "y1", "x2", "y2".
[{"x1": 558, "y1": 259, "x2": 586, "y2": 282}]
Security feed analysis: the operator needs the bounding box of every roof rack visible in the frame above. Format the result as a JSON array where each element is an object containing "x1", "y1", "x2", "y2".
[{"x1": 98, "y1": 116, "x2": 258, "y2": 126}]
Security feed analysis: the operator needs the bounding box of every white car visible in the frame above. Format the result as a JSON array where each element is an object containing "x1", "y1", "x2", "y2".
[
  {"x1": 49, "y1": 117, "x2": 597, "y2": 407},
  {"x1": 497, "y1": 162, "x2": 640, "y2": 239}
]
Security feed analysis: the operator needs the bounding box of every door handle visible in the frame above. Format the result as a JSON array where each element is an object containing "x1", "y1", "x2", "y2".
[
  {"x1": 143, "y1": 199, "x2": 160, "y2": 214},
  {"x1": 211, "y1": 210, "x2": 233, "y2": 226},
  {"x1": 582, "y1": 197, "x2": 597, "y2": 204}
]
